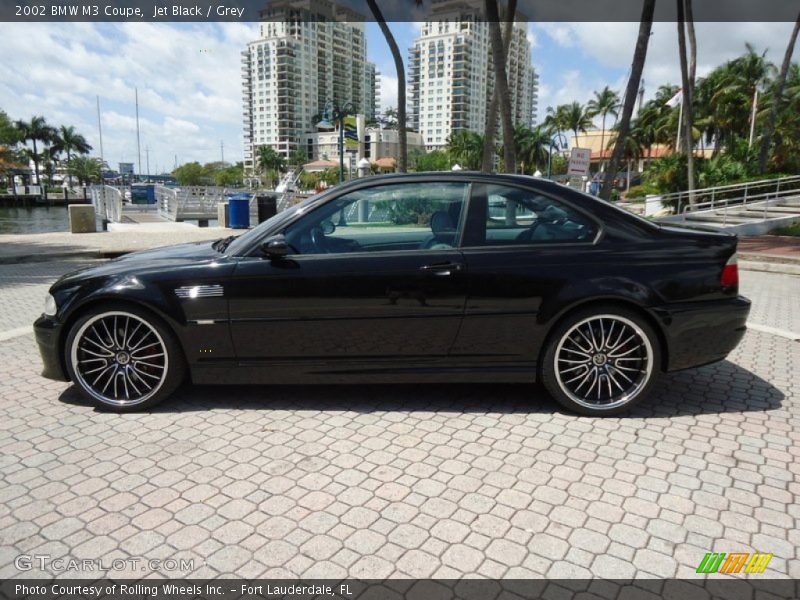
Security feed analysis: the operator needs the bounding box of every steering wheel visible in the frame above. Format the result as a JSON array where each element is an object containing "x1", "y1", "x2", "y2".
[
  {"x1": 309, "y1": 226, "x2": 329, "y2": 253},
  {"x1": 516, "y1": 220, "x2": 542, "y2": 243}
]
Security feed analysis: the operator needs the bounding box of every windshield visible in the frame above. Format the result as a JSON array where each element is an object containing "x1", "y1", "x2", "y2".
[{"x1": 224, "y1": 193, "x2": 327, "y2": 256}]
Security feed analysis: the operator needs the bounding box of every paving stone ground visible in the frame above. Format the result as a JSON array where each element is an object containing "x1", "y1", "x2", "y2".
[{"x1": 0, "y1": 261, "x2": 798, "y2": 579}]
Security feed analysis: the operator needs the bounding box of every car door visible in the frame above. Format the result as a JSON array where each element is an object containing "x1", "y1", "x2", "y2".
[
  {"x1": 453, "y1": 182, "x2": 601, "y2": 369},
  {"x1": 227, "y1": 180, "x2": 470, "y2": 367}
]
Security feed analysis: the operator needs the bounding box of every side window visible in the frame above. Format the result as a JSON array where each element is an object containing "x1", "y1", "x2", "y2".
[
  {"x1": 468, "y1": 184, "x2": 597, "y2": 247},
  {"x1": 284, "y1": 182, "x2": 469, "y2": 255}
]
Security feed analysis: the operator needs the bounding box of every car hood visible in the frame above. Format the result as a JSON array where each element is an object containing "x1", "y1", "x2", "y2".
[
  {"x1": 114, "y1": 240, "x2": 221, "y2": 262},
  {"x1": 52, "y1": 241, "x2": 226, "y2": 289}
]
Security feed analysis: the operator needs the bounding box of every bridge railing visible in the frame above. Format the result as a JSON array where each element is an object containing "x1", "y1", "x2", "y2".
[
  {"x1": 153, "y1": 185, "x2": 179, "y2": 221},
  {"x1": 658, "y1": 175, "x2": 800, "y2": 217},
  {"x1": 90, "y1": 185, "x2": 124, "y2": 223}
]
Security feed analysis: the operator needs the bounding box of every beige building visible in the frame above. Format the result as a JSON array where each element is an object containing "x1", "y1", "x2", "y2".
[{"x1": 571, "y1": 130, "x2": 712, "y2": 173}]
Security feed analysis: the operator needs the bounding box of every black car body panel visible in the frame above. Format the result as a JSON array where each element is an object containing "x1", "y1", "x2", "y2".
[{"x1": 35, "y1": 173, "x2": 750, "y2": 390}]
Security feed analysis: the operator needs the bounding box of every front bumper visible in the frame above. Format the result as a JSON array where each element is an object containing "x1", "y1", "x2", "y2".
[
  {"x1": 33, "y1": 314, "x2": 69, "y2": 381},
  {"x1": 653, "y1": 295, "x2": 751, "y2": 372}
]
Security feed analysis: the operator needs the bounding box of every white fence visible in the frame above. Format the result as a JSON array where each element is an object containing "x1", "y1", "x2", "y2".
[{"x1": 89, "y1": 185, "x2": 123, "y2": 223}]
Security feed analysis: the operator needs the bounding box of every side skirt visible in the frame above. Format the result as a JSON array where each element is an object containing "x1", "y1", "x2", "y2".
[{"x1": 189, "y1": 359, "x2": 536, "y2": 385}]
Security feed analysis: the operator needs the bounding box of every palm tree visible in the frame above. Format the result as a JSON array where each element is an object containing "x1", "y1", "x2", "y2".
[
  {"x1": 601, "y1": 0, "x2": 656, "y2": 200},
  {"x1": 677, "y1": 0, "x2": 696, "y2": 202},
  {"x1": 543, "y1": 105, "x2": 570, "y2": 140},
  {"x1": 446, "y1": 131, "x2": 484, "y2": 170},
  {"x1": 14, "y1": 116, "x2": 56, "y2": 185},
  {"x1": 484, "y1": 0, "x2": 516, "y2": 173},
  {"x1": 514, "y1": 125, "x2": 551, "y2": 174},
  {"x1": 257, "y1": 145, "x2": 286, "y2": 187},
  {"x1": 563, "y1": 102, "x2": 593, "y2": 142},
  {"x1": 51, "y1": 125, "x2": 92, "y2": 187},
  {"x1": 587, "y1": 87, "x2": 621, "y2": 170},
  {"x1": 66, "y1": 156, "x2": 101, "y2": 186},
  {"x1": 256, "y1": 145, "x2": 285, "y2": 174},
  {"x1": 481, "y1": 0, "x2": 517, "y2": 172},
  {"x1": 759, "y1": 12, "x2": 800, "y2": 173},
  {"x1": 366, "y1": 0, "x2": 417, "y2": 172}
]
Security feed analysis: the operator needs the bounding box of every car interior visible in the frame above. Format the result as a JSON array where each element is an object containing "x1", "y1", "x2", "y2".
[{"x1": 282, "y1": 184, "x2": 596, "y2": 255}]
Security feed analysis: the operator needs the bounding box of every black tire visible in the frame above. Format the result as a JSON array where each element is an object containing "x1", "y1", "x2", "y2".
[
  {"x1": 540, "y1": 305, "x2": 662, "y2": 416},
  {"x1": 64, "y1": 303, "x2": 186, "y2": 412}
]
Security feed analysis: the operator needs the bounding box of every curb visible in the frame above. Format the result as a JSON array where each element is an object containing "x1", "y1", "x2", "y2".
[
  {"x1": 739, "y1": 260, "x2": 800, "y2": 276},
  {"x1": 0, "y1": 251, "x2": 126, "y2": 264}
]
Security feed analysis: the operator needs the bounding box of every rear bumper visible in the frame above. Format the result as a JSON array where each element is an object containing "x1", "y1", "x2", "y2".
[
  {"x1": 33, "y1": 315, "x2": 69, "y2": 381},
  {"x1": 653, "y1": 296, "x2": 751, "y2": 372}
]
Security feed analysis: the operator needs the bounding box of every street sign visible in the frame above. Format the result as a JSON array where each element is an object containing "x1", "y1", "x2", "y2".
[{"x1": 567, "y1": 148, "x2": 591, "y2": 177}]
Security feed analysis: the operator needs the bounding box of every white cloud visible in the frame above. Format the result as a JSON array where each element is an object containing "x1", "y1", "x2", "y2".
[
  {"x1": 0, "y1": 22, "x2": 252, "y2": 172},
  {"x1": 379, "y1": 74, "x2": 399, "y2": 113},
  {"x1": 535, "y1": 21, "x2": 796, "y2": 105}
]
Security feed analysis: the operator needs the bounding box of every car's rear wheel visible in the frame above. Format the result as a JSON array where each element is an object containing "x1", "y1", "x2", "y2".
[
  {"x1": 65, "y1": 305, "x2": 185, "y2": 411},
  {"x1": 541, "y1": 306, "x2": 661, "y2": 416}
]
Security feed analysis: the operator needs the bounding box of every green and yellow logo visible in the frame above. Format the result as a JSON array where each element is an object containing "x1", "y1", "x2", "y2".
[{"x1": 696, "y1": 552, "x2": 773, "y2": 574}]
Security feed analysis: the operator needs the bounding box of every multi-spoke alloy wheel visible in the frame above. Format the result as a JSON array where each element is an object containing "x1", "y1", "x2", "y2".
[
  {"x1": 542, "y1": 308, "x2": 660, "y2": 416},
  {"x1": 66, "y1": 308, "x2": 182, "y2": 410}
]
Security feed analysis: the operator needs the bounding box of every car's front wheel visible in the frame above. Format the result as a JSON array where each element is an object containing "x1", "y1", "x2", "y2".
[
  {"x1": 65, "y1": 305, "x2": 185, "y2": 411},
  {"x1": 541, "y1": 306, "x2": 661, "y2": 416}
]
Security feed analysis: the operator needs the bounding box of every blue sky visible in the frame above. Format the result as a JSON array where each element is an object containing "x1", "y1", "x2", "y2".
[{"x1": 0, "y1": 21, "x2": 794, "y2": 173}]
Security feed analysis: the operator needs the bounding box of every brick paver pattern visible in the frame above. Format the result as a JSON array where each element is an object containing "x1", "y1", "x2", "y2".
[{"x1": 0, "y1": 261, "x2": 798, "y2": 579}]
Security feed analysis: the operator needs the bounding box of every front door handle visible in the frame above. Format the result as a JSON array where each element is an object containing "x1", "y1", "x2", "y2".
[{"x1": 420, "y1": 262, "x2": 463, "y2": 276}]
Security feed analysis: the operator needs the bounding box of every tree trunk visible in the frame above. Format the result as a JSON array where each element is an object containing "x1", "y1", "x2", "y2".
[
  {"x1": 481, "y1": 0, "x2": 517, "y2": 172},
  {"x1": 30, "y1": 139, "x2": 40, "y2": 186},
  {"x1": 601, "y1": 0, "x2": 656, "y2": 200},
  {"x1": 759, "y1": 12, "x2": 800, "y2": 174},
  {"x1": 677, "y1": 0, "x2": 695, "y2": 205},
  {"x1": 485, "y1": 0, "x2": 516, "y2": 174},
  {"x1": 599, "y1": 114, "x2": 606, "y2": 173},
  {"x1": 367, "y1": 0, "x2": 407, "y2": 173}
]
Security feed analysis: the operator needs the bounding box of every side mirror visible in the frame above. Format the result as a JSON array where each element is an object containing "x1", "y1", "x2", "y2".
[{"x1": 261, "y1": 235, "x2": 289, "y2": 259}]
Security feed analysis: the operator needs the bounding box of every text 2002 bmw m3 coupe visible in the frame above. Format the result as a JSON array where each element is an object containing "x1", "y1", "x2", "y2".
[{"x1": 35, "y1": 173, "x2": 750, "y2": 416}]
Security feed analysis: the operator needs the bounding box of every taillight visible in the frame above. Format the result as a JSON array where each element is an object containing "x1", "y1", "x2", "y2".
[{"x1": 721, "y1": 253, "x2": 738, "y2": 289}]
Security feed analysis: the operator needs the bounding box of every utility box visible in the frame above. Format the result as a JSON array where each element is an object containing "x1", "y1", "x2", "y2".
[
  {"x1": 131, "y1": 184, "x2": 156, "y2": 204},
  {"x1": 69, "y1": 205, "x2": 97, "y2": 233}
]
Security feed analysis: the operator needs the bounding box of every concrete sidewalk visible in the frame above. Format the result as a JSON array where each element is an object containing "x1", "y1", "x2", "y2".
[{"x1": 0, "y1": 228, "x2": 235, "y2": 263}]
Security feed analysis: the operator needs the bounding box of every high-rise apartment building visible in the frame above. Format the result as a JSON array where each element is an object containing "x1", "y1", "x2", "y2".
[
  {"x1": 409, "y1": 0, "x2": 538, "y2": 150},
  {"x1": 241, "y1": 0, "x2": 378, "y2": 173}
]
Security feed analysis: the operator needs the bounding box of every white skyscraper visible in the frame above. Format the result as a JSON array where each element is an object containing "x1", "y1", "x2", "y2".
[
  {"x1": 409, "y1": 0, "x2": 538, "y2": 150},
  {"x1": 241, "y1": 0, "x2": 378, "y2": 173}
]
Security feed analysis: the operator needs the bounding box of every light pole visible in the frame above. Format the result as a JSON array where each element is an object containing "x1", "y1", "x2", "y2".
[
  {"x1": 317, "y1": 101, "x2": 356, "y2": 184},
  {"x1": 547, "y1": 132, "x2": 568, "y2": 179}
]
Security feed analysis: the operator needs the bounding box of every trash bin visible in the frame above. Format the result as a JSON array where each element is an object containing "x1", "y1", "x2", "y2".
[
  {"x1": 227, "y1": 193, "x2": 251, "y2": 229},
  {"x1": 256, "y1": 194, "x2": 278, "y2": 223}
]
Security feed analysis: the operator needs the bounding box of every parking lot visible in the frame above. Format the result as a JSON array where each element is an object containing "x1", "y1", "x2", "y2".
[{"x1": 0, "y1": 260, "x2": 798, "y2": 579}]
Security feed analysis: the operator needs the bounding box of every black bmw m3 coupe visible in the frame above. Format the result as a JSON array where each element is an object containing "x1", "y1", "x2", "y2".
[{"x1": 34, "y1": 173, "x2": 750, "y2": 415}]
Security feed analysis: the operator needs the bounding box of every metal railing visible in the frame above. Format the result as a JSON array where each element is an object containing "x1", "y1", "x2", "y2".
[
  {"x1": 89, "y1": 185, "x2": 123, "y2": 223},
  {"x1": 154, "y1": 185, "x2": 231, "y2": 221},
  {"x1": 657, "y1": 175, "x2": 800, "y2": 217},
  {"x1": 153, "y1": 185, "x2": 179, "y2": 221}
]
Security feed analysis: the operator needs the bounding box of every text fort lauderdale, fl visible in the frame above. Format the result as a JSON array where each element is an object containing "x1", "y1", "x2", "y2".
[{"x1": 16, "y1": 584, "x2": 354, "y2": 597}]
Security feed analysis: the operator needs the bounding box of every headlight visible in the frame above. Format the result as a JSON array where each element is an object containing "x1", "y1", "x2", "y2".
[{"x1": 44, "y1": 293, "x2": 57, "y2": 316}]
